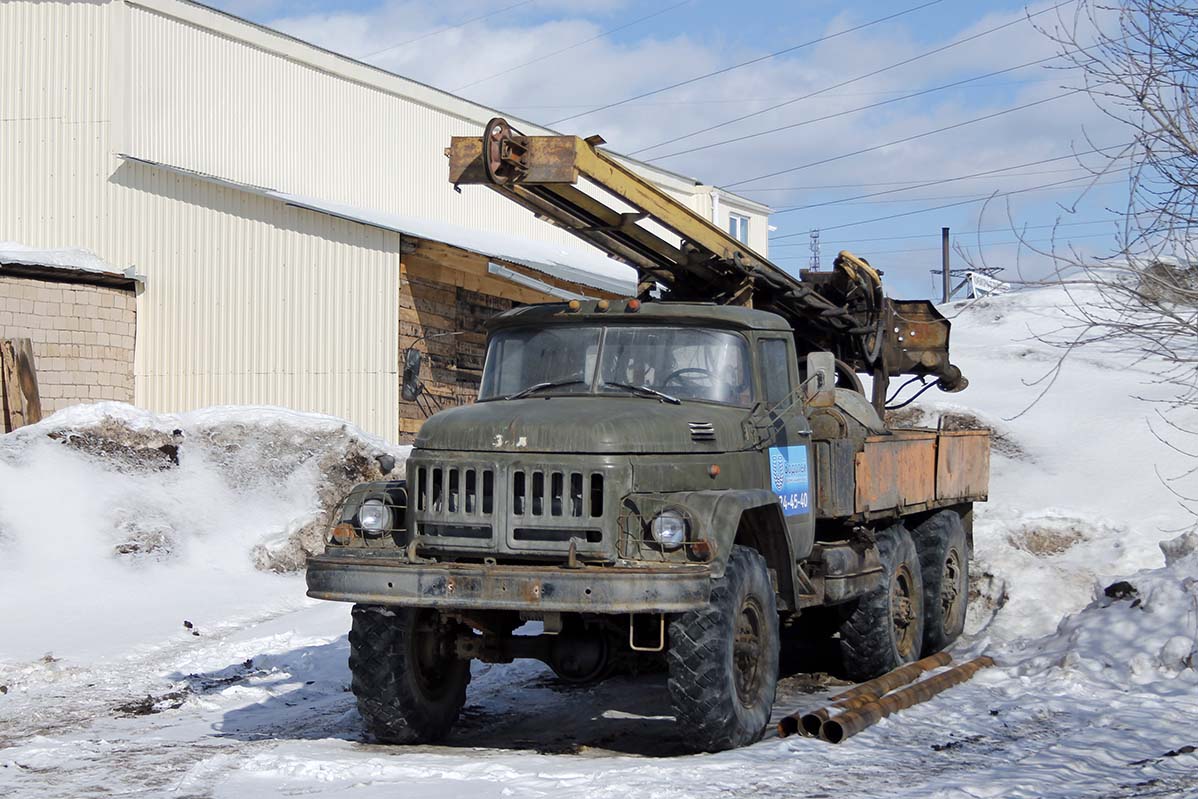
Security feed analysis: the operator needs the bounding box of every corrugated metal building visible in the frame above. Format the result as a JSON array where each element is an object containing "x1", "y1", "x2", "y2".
[{"x1": 0, "y1": 0, "x2": 772, "y2": 440}]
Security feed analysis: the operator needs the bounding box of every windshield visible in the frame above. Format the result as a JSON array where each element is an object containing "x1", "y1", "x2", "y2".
[{"x1": 478, "y1": 325, "x2": 754, "y2": 406}]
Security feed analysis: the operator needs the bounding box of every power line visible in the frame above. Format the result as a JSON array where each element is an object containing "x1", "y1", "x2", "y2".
[
  {"x1": 769, "y1": 218, "x2": 1115, "y2": 247},
  {"x1": 724, "y1": 90, "x2": 1081, "y2": 190},
  {"x1": 768, "y1": 146, "x2": 1131, "y2": 214},
  {"x1": 771, "y1": 172, "x2": 1119, "y2": 238},
  {"x1": 742, "y1": 166, "x2": 1106, "y2": 192},
  {"x1": 771, "y1": 230, "x2": 1116, "y2": 258},
  {"x1": 784, "y1": 177, "x2": 1124, "y2": 207},
  {"x1": 361, "y1": 0, "x2": 537, "y2": 59},
  {"x1": 453, "y1": 1, "x2": 692, "y2": 91},
  {"x1": 630, "y1": 0, "x2": 1075, "y2": 157},
  {"x1": 502, "y1": 76, "x2": 1060, "y2": 109},
  {"x1": 642, "y1": 56, "x2": 1058, "y2": 161},
  {"x1": 547, "y1": 0, "x2": 948, "y2": 126}
]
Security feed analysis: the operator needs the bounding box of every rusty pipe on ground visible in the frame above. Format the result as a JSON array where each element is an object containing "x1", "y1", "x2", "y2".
[
  {"x1": 778, "y1": 651, "x2": 952, "y2": 737},
  {"x1": 819, "y1": 655, "x2": 996, "y2": 744}
]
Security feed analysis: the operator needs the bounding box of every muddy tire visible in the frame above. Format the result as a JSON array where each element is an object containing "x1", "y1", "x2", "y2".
[
  {"x1": 912, "y1": 510, "x2": 969, "y2": 655},
  {"x1": 837, "y1": 525, "x2": 925, "y2": 681},
  {"x1": 349, "y1": 604, "x2": 471, "y2": 744},
  {"x1": 667, "y1": 546, "x2": 780, "y2": 752}
]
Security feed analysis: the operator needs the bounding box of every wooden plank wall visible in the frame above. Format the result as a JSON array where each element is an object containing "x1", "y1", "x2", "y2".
[{"x1": 398, "y1": 239, "x2": 617, "y2": 440}]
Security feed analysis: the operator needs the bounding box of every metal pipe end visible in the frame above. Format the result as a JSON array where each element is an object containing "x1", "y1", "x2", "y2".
[
  {"x1": 777, "y1": 716, "x2": 800, "y2": 737},
  {"x1": 820, "y1": 717, "x2": 847, "y2": 744},
  {"x1": 800, "y1": 711, "x2": 827, "y2": 737}
]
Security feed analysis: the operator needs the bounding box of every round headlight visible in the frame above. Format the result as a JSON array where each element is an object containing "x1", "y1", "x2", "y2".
[
  {"x1": 649, "y1": 510, "x2": 687, "y2": 550},
  {"x1": 357, "y1": 498, "x2": 391, "y2": 533}
]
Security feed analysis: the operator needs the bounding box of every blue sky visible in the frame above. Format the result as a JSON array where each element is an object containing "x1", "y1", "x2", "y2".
[{"x1": 209, "y1": 0, "x2": 1129, "y2": 299}]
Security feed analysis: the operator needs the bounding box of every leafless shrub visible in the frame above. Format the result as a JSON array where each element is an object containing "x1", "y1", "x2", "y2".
[{"x1": 960, "y1": 1, "x2": 1198, "y2": 521}]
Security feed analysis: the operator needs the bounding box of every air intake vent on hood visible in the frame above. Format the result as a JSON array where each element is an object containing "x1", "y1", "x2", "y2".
[{"x1": 689, "y1": 421, "x2": 715, "y2": 442}]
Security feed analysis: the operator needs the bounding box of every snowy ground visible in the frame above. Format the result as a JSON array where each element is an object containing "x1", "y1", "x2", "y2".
[{"x1": 2, "y1": 283, "x2": 1197, "y2": 798}]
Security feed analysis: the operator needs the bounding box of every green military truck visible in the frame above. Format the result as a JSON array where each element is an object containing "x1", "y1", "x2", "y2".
[{"x1": 305, "y1": 120, "x2": 990, "y2": 752}]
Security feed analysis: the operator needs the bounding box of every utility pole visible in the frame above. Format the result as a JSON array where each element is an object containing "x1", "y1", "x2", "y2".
[{"x1": 941, "y1": 227, "x2": 951, "y2": 304}]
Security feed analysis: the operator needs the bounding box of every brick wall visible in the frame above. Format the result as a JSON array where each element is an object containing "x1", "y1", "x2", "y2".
[{"x1": 0, "y1": 275, "x2": 136, "y2": 413}]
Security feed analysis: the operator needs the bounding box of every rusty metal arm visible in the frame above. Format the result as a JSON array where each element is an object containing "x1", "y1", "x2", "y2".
[
  {"x1": 449, "y1": 119, "x2": 802, "y2": 301},
  {"x1": 448, "y1": 119, "x2": 967, "y2": 399}
]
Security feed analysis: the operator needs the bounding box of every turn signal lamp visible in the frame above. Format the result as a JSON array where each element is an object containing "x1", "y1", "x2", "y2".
[{"x1": 330, "y1": 523, "x2": 356, "y2": 545}]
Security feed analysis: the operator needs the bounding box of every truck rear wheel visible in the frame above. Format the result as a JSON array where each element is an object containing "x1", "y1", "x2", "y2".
[
  {"x1": 667, "y1": 546, "x2": 779, "y2": 752},
  {"x1": 913, "y1": 509, "x2": 969, "y2": 655},
  {"x1": 837, "y1": 525, "x2": 925, "y2": 681},
  {"x1": 349, "y1": 605, "x2": 470, "y2": 744}
]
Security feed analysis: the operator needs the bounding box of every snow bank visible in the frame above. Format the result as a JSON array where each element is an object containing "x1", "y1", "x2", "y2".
[
  {"x1": 1012, "y1": 533, "x2": 1197, "y2": 687},
  {"x1": 0, "y1": 403, "x2": 408, "y2": 662}
]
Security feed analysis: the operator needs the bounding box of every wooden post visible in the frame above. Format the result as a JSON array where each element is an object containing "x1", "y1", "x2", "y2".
[{"x1": 1, "y1": 338, "x2": 42, "y2": 432}]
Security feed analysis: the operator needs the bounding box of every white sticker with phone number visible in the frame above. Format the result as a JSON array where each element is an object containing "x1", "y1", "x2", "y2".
[{"x1": 768, "y1": 445, "x2": 810, "y2": 516}]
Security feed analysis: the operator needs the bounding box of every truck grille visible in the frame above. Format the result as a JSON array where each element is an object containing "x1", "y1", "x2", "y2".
[
  {"x1": 511, "y1": 469, "x2": 604, "y2": 519},
  {"x1": 410, "y1": 458, "x2": 617, "y2": 557}
]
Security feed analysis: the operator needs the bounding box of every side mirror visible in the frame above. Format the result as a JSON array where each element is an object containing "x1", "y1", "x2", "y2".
[
  {"x1": 803, "y1": 352, "x2": 837, "y2": 408},
  {"x1": 401, "y1": 348, "x2": 424, "y2": 402}
]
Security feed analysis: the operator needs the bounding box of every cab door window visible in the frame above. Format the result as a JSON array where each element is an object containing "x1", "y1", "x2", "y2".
[{"x1": 758, "y1": 338, "x2": 792, "y2": 406}]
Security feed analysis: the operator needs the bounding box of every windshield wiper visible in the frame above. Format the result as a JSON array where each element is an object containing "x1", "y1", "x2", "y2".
[
  {"x1": 504, "y1": 379, "x2": 587, "y2": 400},
  {"x1": 604, "y1": 382, "x2": 681, "y2": 405}
]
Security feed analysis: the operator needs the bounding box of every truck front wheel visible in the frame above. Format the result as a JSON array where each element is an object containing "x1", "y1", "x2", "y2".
[
  {"x1": 667, "y1": 546, "x2": 780, "y2": 752},
  {"x1": 837, "y1": 525, "x2": 925, "y2": 681},
  {"x1": 349, "y1": 605, "x2": 471, "y2": 744}
]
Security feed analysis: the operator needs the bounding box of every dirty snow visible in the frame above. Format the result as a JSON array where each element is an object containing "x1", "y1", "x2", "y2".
[
  {"x1": 2, "y1": 283, "x2": 1197, "y2": 798},
  {"x1": 0, "y1": 403, "x2": 408, "y2": 662}
]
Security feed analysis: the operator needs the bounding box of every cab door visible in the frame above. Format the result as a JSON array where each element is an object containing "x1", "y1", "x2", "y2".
[{"x1": 756, "y1": 336, "x2": 815, "y2": 560}]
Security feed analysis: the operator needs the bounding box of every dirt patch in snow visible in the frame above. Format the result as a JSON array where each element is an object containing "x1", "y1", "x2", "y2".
[
  {"x1": 48, "y1": 421, "x2": 182, "y2": 472},
  {"x1": 1007, "y1": 524, "x2": 1086, "y2": 556}
]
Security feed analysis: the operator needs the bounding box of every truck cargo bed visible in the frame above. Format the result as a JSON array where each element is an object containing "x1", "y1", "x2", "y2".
[{"x1": 815, "y1": 428, "x2": 989, "y2": 520}]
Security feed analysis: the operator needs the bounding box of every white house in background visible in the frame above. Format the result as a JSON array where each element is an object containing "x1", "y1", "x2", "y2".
[{"x1": 0, "y1": 0, "x2": 771, "y2": 440}]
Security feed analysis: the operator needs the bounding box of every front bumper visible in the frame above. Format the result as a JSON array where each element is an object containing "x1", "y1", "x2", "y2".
[{"x1": 306, "y1": 552, "x2": 712, "y2": 613}]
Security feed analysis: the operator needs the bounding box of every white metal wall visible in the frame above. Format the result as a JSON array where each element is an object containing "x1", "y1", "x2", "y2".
[
  {"x1": 0, "y1": 0, "x2": 772, "y2": 441},
  {"x1": 1, "y1": 0, "x2": 401, "y2": 439},
  {"x1": 0, "y1": 0, "x2": 113, "y2": 257},
  {"x1": 111, "y1": 160, "x2": 401, "y2": 435}
]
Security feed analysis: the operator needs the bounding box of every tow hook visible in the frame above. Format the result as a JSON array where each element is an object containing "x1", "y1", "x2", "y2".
[{"x1": 563, "y1": 538, "x2": 584, "y2": 569}]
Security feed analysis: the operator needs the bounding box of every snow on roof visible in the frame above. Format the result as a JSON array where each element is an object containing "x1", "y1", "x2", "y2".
[
  {"x1": 118, "y1": 155, "x2": 637, "y2": 296},
  {"x1": 0, "y1": 241, "x2": 126, "y2": 278},
  {"x1": 272, "y1": 193, "x2": 637, "y2": 297}
]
